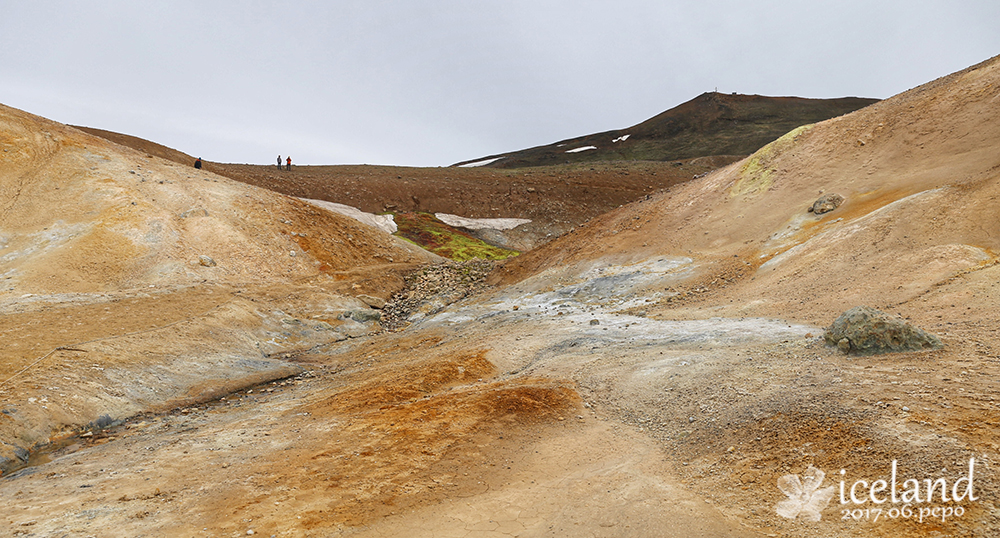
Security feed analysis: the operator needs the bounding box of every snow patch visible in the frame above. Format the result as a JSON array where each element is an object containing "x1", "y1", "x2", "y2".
[
  {"x1": 435, "y1": 213, "x2": 531, "y2": 231},
  {"x1": 459, "y1": 156, "x2": 505, "y2": 167},
  {"x1": 299, "y1": 198, "x2": 397, "y2": 234},
  {"x1": 566, "y1": 146, "x2": 597, "y2": 153},
  {"x1": 612, "y1": 134, "x2": 631, "y2": 143}
]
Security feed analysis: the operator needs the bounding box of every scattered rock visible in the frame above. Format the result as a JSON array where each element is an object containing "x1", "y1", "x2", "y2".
[
  {"x1": 380, "y1": 259, "x2": 495, "y2": 331},
  {"x1": 0, "y1": 444, "x2": 29, "y2": 472},
  {"x1": 590, "y1": 319, "x2": 600, "y2": 326},
  {"x1": 328, "y1": 331, "x2": 349, "y2": 343},
  {"x1": 90, "y1": 414, "x2": 117, "y2": 430},
  {"x1": 342, "y1": 309, "x2": 381, "y2": 323},
  {"x1": 357, "y1": 294, "x2": 386, "y2": 309},
  {"x1": 824, "y1": 306, "x2": 942, "y2": 355},
  {"x1": 180, "y1": 208, "x2": 209, "y2": 219},
  {"x1": 809, "y1": 193, "x2": 844, "y2": 214},
  {"x1": 198, "y1": 255, "x2": 216, "y2": 267}
]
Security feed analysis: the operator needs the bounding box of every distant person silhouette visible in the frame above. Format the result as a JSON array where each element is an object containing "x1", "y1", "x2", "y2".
[
  {"x1": 277, "y1": 155, "x2": 282, "y2": 170},
  {"x1": 194, "y1": 157, "x2": 202, "y2": 169},
  {"x1": 286, "y1": 156, "x2": 292, "y2": 171}
]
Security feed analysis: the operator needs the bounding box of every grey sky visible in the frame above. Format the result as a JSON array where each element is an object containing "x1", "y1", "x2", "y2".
[{"x1": 2, "y1": 1, "x2": 998, "y2": 166}]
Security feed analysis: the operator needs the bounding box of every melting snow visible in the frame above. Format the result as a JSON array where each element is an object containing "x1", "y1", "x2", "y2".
[
  {"x1": 612, "y1": 134, "x2": 631, "y2": 143},
  {"x1": 435, "y1": 213, "x2": 531, "y2": 230},
  {"x1": 299, "y1": 198, "x2": 397, "y2": 234},
  {"x1": 566, "y1": 146, "x2": 597, "y2": 153}
]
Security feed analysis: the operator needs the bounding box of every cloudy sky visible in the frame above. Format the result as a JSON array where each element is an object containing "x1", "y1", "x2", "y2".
[{"x1": 2, "y1": 1, "x2": 999, "y2": 167}]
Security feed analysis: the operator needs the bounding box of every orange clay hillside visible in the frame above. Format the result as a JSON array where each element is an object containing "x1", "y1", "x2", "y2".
[
  {"x1": 1, "y1": 106, "x2": 434, "y2": 293},
  {"x1": 0, "y1": 103, "x2": 437, "y2": 470}
]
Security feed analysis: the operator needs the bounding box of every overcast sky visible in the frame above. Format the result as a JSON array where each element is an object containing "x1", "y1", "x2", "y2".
[{"x1": 2, "y1": 1, "x2": 998, "y2": 167}]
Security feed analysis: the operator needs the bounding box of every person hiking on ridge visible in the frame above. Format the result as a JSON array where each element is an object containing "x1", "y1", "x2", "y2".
[
  {"x1": 286, "y1": 156, "x2": 292, "y2": 171},
  {"x1": 277, "y1": 155, "x2": 282, "y2": 170},
  {"x1": 194, "y1": 157, "x2": 202, "y2": 169}
]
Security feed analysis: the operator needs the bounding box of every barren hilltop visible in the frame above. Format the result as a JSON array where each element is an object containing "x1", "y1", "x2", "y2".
[
  {"x1": 2, "y1": 54, "x2": 1000, "y2": 538},
  {"x1": 453, "y1": 92, "x2": 878, "y2": 168}
]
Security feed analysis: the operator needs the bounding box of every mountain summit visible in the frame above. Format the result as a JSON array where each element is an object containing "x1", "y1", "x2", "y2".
[{"x1": 455, "y1": 92, "x2": 878, "y2": 168}]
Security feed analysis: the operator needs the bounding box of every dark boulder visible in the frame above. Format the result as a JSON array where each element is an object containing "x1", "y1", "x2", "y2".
[
  {"x1": 825, "y1": 306, "x2": 942, "y2": 355},
  {"x1": 809, "y1": 193, "x2": 844, "y2": 214}
]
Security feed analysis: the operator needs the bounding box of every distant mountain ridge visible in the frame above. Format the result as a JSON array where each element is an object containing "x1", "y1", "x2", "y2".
[{"x1": 454, "y1": 92, "x2": 879, "y2": 168}]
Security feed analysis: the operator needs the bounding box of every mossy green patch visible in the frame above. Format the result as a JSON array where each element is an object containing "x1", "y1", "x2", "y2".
[
  {"x1": 393, "y1": 212, "x2": 520, "y2": 261},
  {"x1": 730, "y1": 124, "x2": 813, "y2": 198}
]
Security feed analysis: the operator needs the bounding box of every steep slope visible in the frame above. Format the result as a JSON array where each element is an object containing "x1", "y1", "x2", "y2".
[
  {"x1": 455, "y1": 93, "x2": 878, "y2": 168},
  {"x1": 0, "y1": 104, "x2": 436, "y2": 471}
]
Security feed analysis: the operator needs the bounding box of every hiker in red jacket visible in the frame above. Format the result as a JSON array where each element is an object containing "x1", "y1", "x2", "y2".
[{"x1": 286, "y1": 156, "x2": 292, "y2": 171}]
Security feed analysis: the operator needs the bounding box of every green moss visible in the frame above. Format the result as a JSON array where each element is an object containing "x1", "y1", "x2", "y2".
[
  {"x1": 393, "y1": 212, "x2": 520, "y2": 261},
  {"x1": 730, "y1": 124, "x2": 813, "y2": 198}
]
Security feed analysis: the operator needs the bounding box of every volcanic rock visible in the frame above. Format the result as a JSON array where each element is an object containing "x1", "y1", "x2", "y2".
[
  {"x1": 809, "y1": 193, "x2": 844, "y2": 214},
  {"x1": 357, "y1": 294, "x2": 386, "y2": 309},
  {"x1": 342, "y1": 309, "x2": 382, "y2": 323},
  {"x1": 824, "y1": 306, "x2": 942, "y2": 355}
]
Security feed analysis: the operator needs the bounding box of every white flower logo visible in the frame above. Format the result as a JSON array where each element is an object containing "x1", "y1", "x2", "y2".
[{"x1": 775, "y1": 465, "x2": 836, "y2": 521}]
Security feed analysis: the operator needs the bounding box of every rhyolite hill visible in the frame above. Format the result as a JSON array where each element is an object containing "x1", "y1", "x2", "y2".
[{"x1": 454, "y1": 92, "x2": 878, "y2": 168}]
